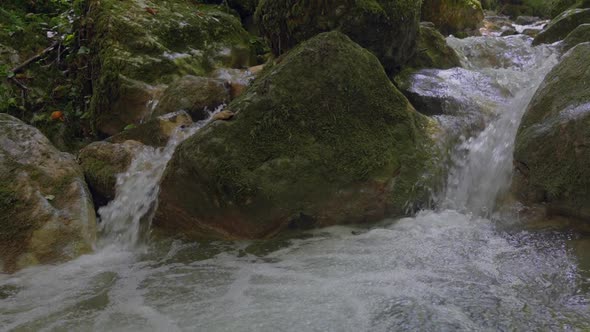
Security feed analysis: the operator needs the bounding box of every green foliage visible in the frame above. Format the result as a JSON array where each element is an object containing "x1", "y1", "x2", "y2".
[{"x1": 0, "y1": 0, "x2": 93, "y2": 151}]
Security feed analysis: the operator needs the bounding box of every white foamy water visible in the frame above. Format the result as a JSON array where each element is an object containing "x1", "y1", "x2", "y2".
[
  {"x1": 98, "y1": 108, "x2": 224, "y2": 249},
  {"x1": 430, "y1": 35, "x2": 560, "y2": 215},
  {"x1": 1, "y1": 34, "x2": 589, "y2": 331}
]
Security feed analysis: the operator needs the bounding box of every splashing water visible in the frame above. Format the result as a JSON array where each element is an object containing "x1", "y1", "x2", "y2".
[
  {"x1": 436, "y1": 36, "x2": 560, "y2": 215},
  {"x1": 1, "y1": 34, "x2": 589, "y2": 331},
  {"x1": 98, "y1": 107, "x2": 223, "y2": 249}
]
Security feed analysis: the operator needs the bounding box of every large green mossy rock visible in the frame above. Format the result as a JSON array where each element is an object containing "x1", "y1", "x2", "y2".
[
  {"x1": 421, "y1": 0, "x2": 484, "y2": 36},
  {"x1": 563, "y1": 23, "x2": 590, "y2": 50},
  {"x1": 408, "y1": 24, "x2": 462, "y2": 70},
  {"x1": 551, "y1": 0, "x2": 590, "y2": 17},
  {"x1": 155, "y1": 32, "x2": 438, "y2": 239},
  {"x1": 514, "y1": 42, "x2": 590, "y2": 221},
  {"x1": 255, "y1": 0, "x2": 421, "y2": 74},
  {"x1": 0, "y1": 114, "x2": 96, "y2": 272},
  {"x1": 88, "y1": 0, "x2": 259, "y2": 137},
  {"x1": 533, "y1": 8, "x2": 590, "y2": 45}
]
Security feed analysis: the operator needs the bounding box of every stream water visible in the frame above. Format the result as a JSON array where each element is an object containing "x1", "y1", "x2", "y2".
[{"x1": 1, "y1": 34, "x2": 590, "y2": 331}]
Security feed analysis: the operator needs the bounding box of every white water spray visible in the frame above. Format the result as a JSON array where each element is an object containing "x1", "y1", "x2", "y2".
[
  {"x1": 97, "y1": 107, "x2": 224, "y2": 249},
  {"x1": 439, "y1": 36, "x2": 560, "y2": 215}
]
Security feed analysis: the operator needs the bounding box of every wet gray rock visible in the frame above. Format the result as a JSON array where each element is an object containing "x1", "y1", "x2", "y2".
[
  {"x1": 0, "y1": 114, "x2": 96, "y2": 272},
  {"x1": 514, "y1": 42, "x2": 590, "y2": 221}
]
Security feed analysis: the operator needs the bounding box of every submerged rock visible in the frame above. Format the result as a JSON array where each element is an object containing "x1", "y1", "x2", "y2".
[
  {"x1": 79, "y1": 140, "x2": 143, "y2": 207},
  {"x1": 562, "y1": 23, "x2": 590, "y2": 51},
  {"x1": 255, "y1": 0, "x2": 421, "y2": 73},
  {"x1": 151, "y1": 76, "x2": 230, "y2": 120},
  {"x1": 155, "y1": 32, "x2": 437, "y2": 239},
  {"x1": 88, "y1": 0, "x2": 258, "y2": 136},
  {"x1": 421, "y1": 0, "x2": 484, "y2": 36},
  {"x1": 533, "y1": 8, "x2": 590, "y2": 45},
  {"x1": 0, "y1": 114, "x2": 96, "y2": 272},
  {"x1": 514, "y1": 42, "x2": 590, "y2": 221}
]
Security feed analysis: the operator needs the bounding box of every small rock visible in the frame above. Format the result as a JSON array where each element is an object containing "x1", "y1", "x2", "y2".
[
  {"x1": 212, "y1": 110, "x2": 235, "y2": 121},
  {"x1": 501, "y1": 27, "x2": 518, "y2": 36},
  {"x1": 515, "y1": 16, "x2": 540, "y2": 25},
  {"x1": 248, "y1": 64, "x2": 265, "y2": 75},
  {"x1": 152, "y1": 76, "x2": 230, "y2": 120},
  {"x1": 79, "y1": 140, "x2": 144, "y2": 206}
]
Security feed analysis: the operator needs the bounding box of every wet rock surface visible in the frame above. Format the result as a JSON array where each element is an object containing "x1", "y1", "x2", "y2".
[
  {"x1": 0, "y1": 114, "x2": 96, "y2": 272},
  {"x1": 79, "y1": 140, "x2": 144, "y2": 207},
  {"x1": 514, "y1": 42, "x2": 590, "y2": 221},
  {"x1": 155, "y1": 32, "x2": 437, "y2": 239},
  {"x1": 89, "y1": 0, "x2": 260, "y2": 136}
]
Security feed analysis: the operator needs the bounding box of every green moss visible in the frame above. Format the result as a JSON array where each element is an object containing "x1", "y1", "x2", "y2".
[
  {"x1": 407, "y1": 25, "x2": 462, "y2": 70},
  {"x1": 563, "y1": 23, "x2": 590, "y2": 51},
  {"x1": 0, "y1": 1, "x2": 92, "y2": 151},
  {"x1": 255, "y1": 0, "x2": 421, "y2": 74},
  {"x1": 0, "y1": 181, "x2": 38, "y2": 272},
  {"x1": 514, "y1": 42, "x2": 590, "y2": 220},
  {"x1": 81, "y1": 157, "x2": 118, "y2": 198},
  {"x1": 551, "y1": 0, "x2": 590, "y2": 17},
  {"x1": 421, "y1": 0, "x2": 484, "y2": 35},
  {"x1": 533, "y1": 8, "x2": 590, "y2": 45},
  {"x1": 88, "y1": 0, "x2": 260, "y2": 135},
  {"x1": 156, "y1": 32, "x2": 436, "y2": 239}
]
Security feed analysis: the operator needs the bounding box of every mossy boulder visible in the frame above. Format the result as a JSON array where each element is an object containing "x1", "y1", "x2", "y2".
[
  {"x1": 152, "y1": 76, "x2": 230, "y2": 120},
  {"x1": 562, "y1": 23, "x2": 590, "y2": 50},
  {"x1": 551, "y1": 0, "x2": 590, "y2": 18},
  {"x1": 0, "y1": 113, "x2": 96, "y2": 272},
  {"x1": 408, "y1": 24, "x2": 462, "y2": 70},
  {"x1": 154, "y1": 32, "x2": 437, "y2": 239},
  {"x1": 421, "y1": 0, "x2": 484, "y2": 36},
  {"x1": 79, "y1": 140, "x2": 143, "y2": 207},
  {"x1": 513, "y1": 42, "x2": 590, "y2": 221},
  {"x1": 88, "y1": 0, "x2": 259, "y2": 137},
  {"x1": 533, "y1": 8, "x2": 590, "y2": 45},
  {"x1": 255, "y1": 0, "x2": 421, "y2": 74}
]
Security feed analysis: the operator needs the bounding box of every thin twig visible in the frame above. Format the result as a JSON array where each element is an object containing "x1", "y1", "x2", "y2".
[
  {"x1": 9, "y1": 77, "x2": 29, "y2": 90},
  {"x1": 10, "y1": 41, "x2": 59, "y2": 74}
]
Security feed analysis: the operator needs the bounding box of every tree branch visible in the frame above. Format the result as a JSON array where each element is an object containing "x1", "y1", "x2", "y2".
[{"x1": 10, "y1": 41, "x2": 59, "y2": 74}]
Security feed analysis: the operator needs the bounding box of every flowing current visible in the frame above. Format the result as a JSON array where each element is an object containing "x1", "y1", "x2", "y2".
[{"x1": 1, "y1": 35, "x2": 590, "y2": 331}]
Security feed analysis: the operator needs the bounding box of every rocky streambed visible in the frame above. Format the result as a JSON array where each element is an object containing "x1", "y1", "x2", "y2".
[{"x1": 1, "y1": 0, "x2": 590, "y2": 330}]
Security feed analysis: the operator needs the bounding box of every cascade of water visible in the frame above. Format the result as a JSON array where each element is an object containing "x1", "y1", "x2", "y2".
[
  {"x1": 439, "y1": 36, "x2": 560, "y2": 215},
  {"x1": 97, "y1": 107, "x2": 223, "y2": 249}
]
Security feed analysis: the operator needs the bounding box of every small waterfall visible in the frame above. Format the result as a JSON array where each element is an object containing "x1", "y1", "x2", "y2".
[
  {"x1": 439, "y1": 36, "x2": 560, "y2": 215},
  {"x1": 97, "y1": 107, "x2": 223, "y2": 249}
]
